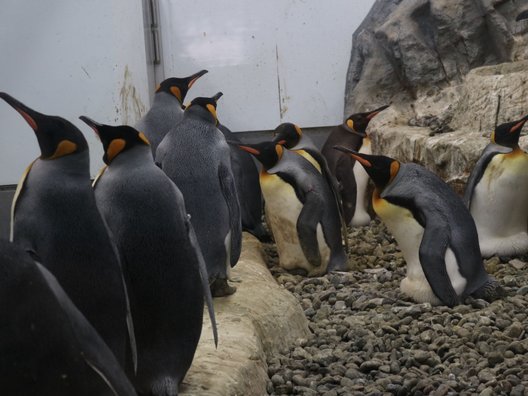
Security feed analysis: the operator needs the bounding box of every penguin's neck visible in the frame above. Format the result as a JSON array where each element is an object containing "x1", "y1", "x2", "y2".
[
  {"x1": 154, "y1": 91, "x2": 182, "y2": 108},
  {"x1": 109, "y1": 145, "x2": 153, "y2": 168},
  {"x1": 185, "y1": 106, "x2": 216, "y2": 125},
  {"x1": 39, "y1": 150, "x2": 90, "y2": 177}
]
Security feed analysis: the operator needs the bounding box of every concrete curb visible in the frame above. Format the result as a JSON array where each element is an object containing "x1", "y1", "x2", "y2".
[{"x1": 180, "y1": 233, "x2": 311, "y2": 396}]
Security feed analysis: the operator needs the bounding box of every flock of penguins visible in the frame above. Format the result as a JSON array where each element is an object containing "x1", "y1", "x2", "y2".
[{"x1": 0, "y1": 66, "x2": 527, "y2": 396}]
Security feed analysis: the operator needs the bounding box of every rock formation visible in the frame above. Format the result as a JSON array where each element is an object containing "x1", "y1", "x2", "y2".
[{"x1": 344, "y1": 0, "x2": 528, "y2": 192}]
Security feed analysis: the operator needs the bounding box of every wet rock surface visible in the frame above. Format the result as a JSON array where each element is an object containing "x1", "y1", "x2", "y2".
[{"x1": 264, "y1": 220, "x2": 528, "y2": 395}]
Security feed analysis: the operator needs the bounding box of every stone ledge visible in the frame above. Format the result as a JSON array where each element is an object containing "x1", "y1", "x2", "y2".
[{"x1": 180, "y1": 233, "x2": 311, "y2": 396}]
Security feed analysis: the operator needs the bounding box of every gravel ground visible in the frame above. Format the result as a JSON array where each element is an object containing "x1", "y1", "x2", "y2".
[{"x1": 263, "y1": 220, "x2": 528, "y2": 396}]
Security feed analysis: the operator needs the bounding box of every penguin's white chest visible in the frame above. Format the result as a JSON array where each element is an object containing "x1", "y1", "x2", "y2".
[
  {"x1": 261, "y1": 173, "x2": 329, "y2": 273},
  {"x1": 470, "y1": 151, "x2": 528, "y2": 257},
  {"x1": 373, "y1": 195, "x2": 466, "y2": 305},
  {"x1": 351, "y1": 138, "x2": 372, "y2": 227}
]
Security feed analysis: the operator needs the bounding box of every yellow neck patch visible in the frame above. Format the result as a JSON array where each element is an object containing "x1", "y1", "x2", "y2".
[
  {"x1": 49, "y1": 140, "x2": 77, "y2": 159},
  {"x1": 107, "y1": 138, "x2": 126, "y2": 162},
  {"x1": 491, "y1": 130, "x2": 496, "y2": 143},
  {"x1": 206, "y1": 104, "x2": 217, "y2": 121},
  {"x1": 170, "y1": 86, "x2": 182, "y2": 102}
]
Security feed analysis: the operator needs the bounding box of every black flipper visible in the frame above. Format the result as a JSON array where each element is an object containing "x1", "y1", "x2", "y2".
[
  {"x1": 296, "y1": 191, "x2": 325, "y2": 268},
  {"x1": 418, "y1": 225, "x2": 459, "y2": 307},
  {"x1": 335, "y1": 155, "x2": 357, "y2": 224},
  {"x1": 185, "y1": 215, "x2": 218, "y2": 347},
  {"x1": 36, "y1": 263, "x2": 137, "y2": 396},
  {"x1": 218, "y1": 163, "x2": 242, "y2": 267},
  {"x1": 463, "y1": 144, "x2": 510, "y2": 208}
]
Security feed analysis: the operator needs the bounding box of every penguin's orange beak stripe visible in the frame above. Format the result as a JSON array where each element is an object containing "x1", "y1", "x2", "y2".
[
  {"x1": 276, "y1": 139, "x2": 287, "y2": 145},
  {"x1": 366, "y1": 111, "x2": 380, "y2": 120},
  {"x1": 349, "y1": 153, "x2": 372, "y2": 168},
  {"x1": 188, "y1": 76, "x2": 199, "y2": 89},
  {"x1": 238, "y1": 145, "x2": 260, "y2": 155},
  {"x1": 510, "y1": 119, "x2": 527, "y2": 133},
  {"x1": 16, "y1": 109, "x2": 38, "y2": 131}
]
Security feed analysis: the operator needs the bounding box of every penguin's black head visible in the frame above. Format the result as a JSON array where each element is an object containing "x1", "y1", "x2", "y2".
[
  {"x1": 0, "y1": 92, "x2": 88, "y2": 160},
  {"x1": 272, "y1": 122, "x2": 302, "y2": 149},
  {"x1": 186, "y1": 93, "x2": 223, "y2": 125},
  {"x1": 491, "y1": 115, "x2": 528, "y2": 148},
  {"x1": 344, "y1": 104, "x2": 389, "y2": 136},
  {"x1": 155, "y1": 69, "x2": 208, "y2": 106},
  {"x1": 333, "y1": 146, "x2": 399, "y2": 191},
  {"x1": 79, "y1": 116, "x2": 150, "y2": 165},
  {"x1": 227, "y1": 140, "x2": 282, "y2": 170}
]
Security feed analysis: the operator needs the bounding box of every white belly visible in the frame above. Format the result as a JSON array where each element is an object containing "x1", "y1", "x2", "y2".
[
  {"x1": 470, "y1": 151, "x2": 528, "y2": 257},
  {"x1": 261, "y1": 173, "x2": 330, "y2": 274},
  {"x1": 351, "y1": 138, "x2": 372, "y2": 227},
  {"x1": 373, "y1": 195, "x2": 467, "y2": 305}
]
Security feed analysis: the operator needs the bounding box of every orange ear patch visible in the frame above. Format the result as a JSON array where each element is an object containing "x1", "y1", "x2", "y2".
[
  {"x1": 170, "y1": 86, "x2": 182, "y2": 102},
  {"x1": 346, "y1": 119, "x2": 354, "y2": 130},
  {"x1": 107, "y1": 138, "x2": 126, "y2": 162},
  {"x1": 206, "y1": 104, "x2": 217, "y2": 120},
  {"x1": 49, "y1": 140, "x2": 77, "y2": 159},
  {"x1": 294, "y1": 125, "x2": 302, "y2": 137},
  {"x1": 275, "y1": 144, "x2": 284, "y2": 159},
  {"x1": 390, "y1": 160, "x2": 400, "y2": 181}
]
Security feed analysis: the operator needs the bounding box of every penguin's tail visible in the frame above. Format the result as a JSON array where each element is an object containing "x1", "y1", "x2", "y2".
[
  {"x1": 471, "y1": 277, "x2": 506, "y2": 302},
  {"x1": 150, "y1": 377, "x2": 178, "y2": 396}
]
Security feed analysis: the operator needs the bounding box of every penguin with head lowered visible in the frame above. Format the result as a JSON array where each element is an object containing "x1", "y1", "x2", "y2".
[
  {"x1": 334, "y1": 146, "x2": 503, "y2": 307},
  {"x1": 81, "y1": 116, "x2": 217, "y2": 396},
  {"x1": 272, "y1": 122, "x2": 348, "y2": 251},
  {"x1": 232, "y1": 140, "x2": 347, "y2": 275},
  {"x1": 0, "y1": 93, "x2": 133, "y2": 368},
  {"x1": 0, "y1": 240, "x2": 136, "y2": 396},
  {"x1": 217, "y1": 121, "x2": 270, "y2": 242},
  {"x1": 135, "y1": 70, "x2": 208, "y2": 154},
  {"x1": 322, "y1": 105, "x2": 389, "y2": 226},
  {"x1": 464, "y1": 115, "x2": 528, "y2": 257},
  {"x1": 156, "y1": 93, "x2": 242, "y2": 297}
]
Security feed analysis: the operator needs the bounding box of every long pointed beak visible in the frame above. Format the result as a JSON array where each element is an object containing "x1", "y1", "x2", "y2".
[
  {"x1": 236, "y1": 144, "x2": 260, "y2": 155},
  {"x1": 510, "y1": 116, "x2": 528, "y2": 134},
  {"x1": 79, "y1": 115, "x2": 103, "y2": 138},
  {"x1": 212, "y1": 92, "x2": 223, "y2": 102},
  {"x1": 366, "y1": 104, "x2": 390, "y2": 120},
  {"x1": 0, "y1": 92, "x2": 40, "y2": 131},
  {"x1": 187, "y1": 69, "x2": 208, "y2": 89},
  {"x1": 333, "y1": 145, "x2": 372, "y2": 167}
]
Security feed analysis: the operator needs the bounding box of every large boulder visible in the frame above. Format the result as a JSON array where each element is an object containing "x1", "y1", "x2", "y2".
[{"x1": 344, "y1": 0, "x2": 528, "y2": 192}]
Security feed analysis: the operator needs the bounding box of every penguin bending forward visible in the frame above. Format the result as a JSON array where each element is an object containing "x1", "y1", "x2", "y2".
[
  {"x1": 82, "y1": 117, "x2": 217, "y2": 396},
  {"x1": 322, "y1": 105, "x2": 389, "y2": 226},
  {"x1": 272, "y1": 122, "x2": 348, "y2": 251},
  {"x1": 156, "y1": 94, "x2": 242, "y2": 297},
  {"x1": 0, "y1": 240, "x2": 136, "y2": 396},
  {"x1": 0, "y1": 93, "x2": 132, "y2": 367},
  {"x1": 232, "y1": 141, "x2": 347, "y2": 275},
  {"x1": 464, "y1": 116, "x2": 528, "y2": 257},
  {"x1": 334, "y1": 146, "x2": 503, "y2": 307},
  {"x1": 136, "y1": 70, "x2": 208, "y2": 154}
]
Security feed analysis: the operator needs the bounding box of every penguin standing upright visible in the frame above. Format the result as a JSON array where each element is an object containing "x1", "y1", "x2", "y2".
[
  {"x1": 334, "y1": 146, "x2": 503, "y2": 307},
  {"x1": 0, "y1": 93, "x2": 132, "y2": 367},
  {"x1": 136, "y1": 70, "x2": 208, "y2": 154},
  {"x1": 464, "y1": 116, "x2": 528, "y2": 257},
  {"x1": 322, "y1": 105, "x2": 389, "y2": 226},
  {"x1": 156, "y1": 94, "x2": 241, "y2": 297},
  {"x1": 272, "y1": 122, "x2": 348, "y2": 250},
  {"x1": 81, "y1": 117, "x2": 217, "y2": 396},
  {"x1": 217, "y1": 121, "x2": 269, "y2": 242},
  {"x1": 233, "y1": 141, "x2": 347, "y2": 275},
  {"x1": 0, "y1": 240, "x2": 137, "y2": 396}
]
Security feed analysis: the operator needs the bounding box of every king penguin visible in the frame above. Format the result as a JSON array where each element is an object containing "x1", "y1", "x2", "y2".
[
  {"x1": 232, "y1": 141, "x2": 347, "y2": 275},
  {"x1": 0, "y1": 240, "x2": 137, "y2": 396},
  {"x1": 135, "y1": 70, "x2": 208, "y2": 154},
  {"x1": 464, "y1": 116, "x2": 528, "y2": 257},
  {"x1": 272, "y1": 122, "x2": 348, "y2": 251},
  {"x1": 334, "y1": 146, "x2": 503, "y2": 307},
  {"x1": 156, "y1": 94, "x2": 242, "y2": 297},
  {"x1": 322, "y1": 105, "x2": 389, "y2": 226},
  {"x1": 81, "y1": 117, "x2": 217, "y2": 396},
  {"x1": 217, "y1": 121, "x2": 270, "y2": 242},
  {"x1": 0, "y1": 92, "x2": 133, "y2": 368}
]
